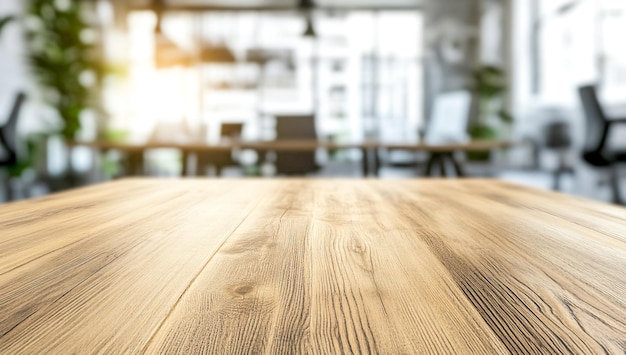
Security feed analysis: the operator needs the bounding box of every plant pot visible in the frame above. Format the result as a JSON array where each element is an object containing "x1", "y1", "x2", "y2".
[
  {"x1": 468, "y1": 124, "x2": 499, "y2": 162},
  {"x1": 467, "y1": 150, "x2": 492, "y2": 161}
]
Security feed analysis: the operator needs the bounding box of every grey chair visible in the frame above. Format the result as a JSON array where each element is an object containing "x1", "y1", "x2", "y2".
[
  {"x1": 578, "y1": 85, "x2": 626, "y2": 204},
  {"x1": 0, "y1": 92, "x2": 26, "y2": 169},
  {"x1": 543, "y1": 121, "x2": 573, "y2": 191},
  {"x1": 274, "y1": 115, "x2": 319, "y2": 175},
  {"x1": 1, "y1": 92, "x2": 27, "y2": 201}
]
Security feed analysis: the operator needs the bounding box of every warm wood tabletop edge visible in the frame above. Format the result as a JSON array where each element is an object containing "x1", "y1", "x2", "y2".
[
  {"x1": 143, "y1": 179, "x2": 510, "y2": 354},
  {"x1": 372, "y1": 180, "x2": 626, "y2": 353},
  {"x1": 0, "y1": 178, "x2": 141, "y2": 211},
  {"x1": 0, "y1": 179, "x2": 276, "y2": 353},
  {"x1": 430, "y1": 178, "x2": 626, "y2": 210},
  {"x1": 5, "y1": 177, "x2": 625, "y2": 218},
  {"x1": 2, "y1": 178, "x2": 625, "y2": 354},
  {"x1": 467, "y1": 179, "x2": 626, "y2": 222}
]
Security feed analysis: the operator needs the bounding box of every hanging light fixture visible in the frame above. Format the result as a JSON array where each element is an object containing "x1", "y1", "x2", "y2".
[
  {"x1": 200, "y1": 45, "x2": 236, "y2": 63},
  {"x1": 303, "y1": 16, "x2": 317, "y2": 38},
  {"x1": 152, "y1": 0, "x2": 193, "y2": 68},
  {"x1": 299, "y1": 0, "x2": 317, "y2": 38},
  {"x1": 298, "y1": 0, "x2": 315, "y2": 10}
]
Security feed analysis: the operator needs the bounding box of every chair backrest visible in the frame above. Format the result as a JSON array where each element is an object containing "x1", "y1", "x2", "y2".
[
  {"x1": 0, "y1": 92, "x2": 26, "y2": 165},
  {"x1": 205, "y1": 122, "x2": 244, "y2": 171},
  {"x1": 274, "y1": 114, "x2": 318, "y2": 175},
  {"x1": 276, "y1": 114, "x2": 317, "y2": 140},
  {"x1": 220, "y1": 123, "x2": 243, "y2": 139},
  {"x1": 544, "y1": 121, "x2": 572, "y2": 149},
  {"x1": 578, "y1": 85, "x2": 609, "y2": 153},
  {"x1": 425, "y1": 90, "x2": 472, "y2": 144}
]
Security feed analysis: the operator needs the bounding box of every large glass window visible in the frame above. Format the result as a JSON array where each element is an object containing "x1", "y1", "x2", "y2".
[
  {"x1": 536, "y1": 0, "x2": 596, "y2": 103},
  {"x1": 108, "y1": 9, "x2": 423, "y2": 144},
  {"x1": 599, "y1": 0, "x2": 626, "y2": 102},
  {"x1": 535, "y1": 0, "x2": 626, "y2": 104}
]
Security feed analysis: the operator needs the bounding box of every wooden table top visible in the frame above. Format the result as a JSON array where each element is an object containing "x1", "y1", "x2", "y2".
[
  {"x1": 1, "y1": 179, "x2": 625, "y2": 354},
  {"x1": 70, "y1": 139, "x2": 513, "y2": 152}
]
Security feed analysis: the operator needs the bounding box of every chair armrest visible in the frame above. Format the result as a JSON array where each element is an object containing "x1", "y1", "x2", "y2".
[{"x1": 608, "y1": 118, "x2": 626, "y2": 125}]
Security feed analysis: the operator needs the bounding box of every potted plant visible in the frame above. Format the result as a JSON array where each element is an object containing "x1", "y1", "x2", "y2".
[
  {"x1": 2, "y1": 2, "x2": 104, "y2": 190},
  {"x1": 25, "y1": 0, "x2": 101, "y2": 141},
  {"x1": 468, "y1": 65, "x2": 514, "y2": 160},
  {"x1": 4, "y1": 137, "x2": 41, "y2": 200}
]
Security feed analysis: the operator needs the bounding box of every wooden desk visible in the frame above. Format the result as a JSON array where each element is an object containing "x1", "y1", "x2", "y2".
[
  {"x1": 1, "y1": 179, "x2": 624, "y2": 354},
  {"x1": 72, "y1": 139, "x2": 512, "y2": 177},
  {"x1": 374, "y1": 140, "x2": 513, "y2": 177}
]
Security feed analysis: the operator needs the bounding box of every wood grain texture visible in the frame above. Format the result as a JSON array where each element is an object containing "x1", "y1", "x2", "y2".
[
  {"x1": 0, "y1": 180, "x2": 268, "y2": 353},
  {"x1": 1, "y1": 179, "x2": 625, "y2": 354},
  {"x1": 305, "y1": 181, "x2": 506, "y2": 354},
  {"x1": 377, "y1": 180, "x2": 626, "y2": 354},
  {"x1": 144, "y1": 180, "x2": 316, "y2": 354}
]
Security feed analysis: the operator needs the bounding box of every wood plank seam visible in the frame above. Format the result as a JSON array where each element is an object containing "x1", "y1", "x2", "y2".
[
  {"x1": 0, "y1": 235, "x2": 142, "y2": 339},
  {"x1": 138, "y1": 190, "x2": 272, "y2": 354}
]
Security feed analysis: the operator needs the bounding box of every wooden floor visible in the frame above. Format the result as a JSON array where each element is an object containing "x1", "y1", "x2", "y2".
[{"x1": 0, "y1": 179, "x2": 625, "y2": 354}]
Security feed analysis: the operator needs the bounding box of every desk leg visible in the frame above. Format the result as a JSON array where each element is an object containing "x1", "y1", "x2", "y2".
[
  {"x1": 256, "y1": 149, "x2": 268, "y2": 177},
  {"x1": 425, "y1": 153, "x2": 439, "y2": 176},
  {"x1": 373, "y1": 148, "x2": 381, "y2": 177},
  {"x1": 448, "y1": 153, "x2": 466, "y2": 177},
  {"x1": 126, "y1": 151, "x2": 144, "y2": 176},
  {"x1": 438, "y1": 154, "x2": 448, "y2": 176},
  {"x1": 181, "y1": 150, "x2": 190, "y2": 177},
  {"x1": 361, "y1": 148, "x2": 369, "y2": 177}
]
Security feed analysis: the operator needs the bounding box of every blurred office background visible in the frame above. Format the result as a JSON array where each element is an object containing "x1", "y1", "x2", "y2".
[{"x1": 1, "y1": 0, "x2": 626, "y2": 204}]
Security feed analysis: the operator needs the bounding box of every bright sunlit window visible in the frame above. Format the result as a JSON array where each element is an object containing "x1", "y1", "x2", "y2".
[
  {"x1": 536, "y1": 0, "x2": 626, "y2": 104},
  {"x1": 109, "y1": 9, "x2": 423, "y2": 144}
]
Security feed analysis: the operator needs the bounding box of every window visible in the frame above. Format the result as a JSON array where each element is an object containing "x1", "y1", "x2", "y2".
[
  {"x1": 110, "y1": 9, "x2": 423, "y2": 144},
  {"x1": 534, "y1": 0, "x2": 626, "y2": 104},
  {"x1": 536, "y1": 0, "x2": 596, "y2": 103}
]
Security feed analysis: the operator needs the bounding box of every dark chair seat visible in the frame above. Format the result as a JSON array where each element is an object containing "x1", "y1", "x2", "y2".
[
  {"x1": 578, "y1": 85, "x2": 626, "y2": 204},
  {"x1": 1, "y1": 92, "x2": 27, "y2": 202},
  {"x1": 0, "y1": 92, "x2": 26, "y2": 168},
  {"x1": 583, "y1": 150, "x2": 626, "y2": 167},
  {"x1": 274, "y1": 115, "x2": 319, "y2": 175},
  {"x1": 582, "y1": 151, "x2": 613, "y2": 167},
  {"x1": 608, "y1": 151, "x2": 626, "y2": 162},
  {"x1": 0, "y1": 148, "x2": 17, "y2": 166}
]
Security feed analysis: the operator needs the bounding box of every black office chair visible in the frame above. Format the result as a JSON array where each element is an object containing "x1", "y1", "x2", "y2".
[
  {"x1": 274, "y1": 115, "x2": 319, "y2": 175},
  {"x1": 1, "y1": 92, "x2": 27, "y2": 201},
  {"x1": 0, "y1": 92, "x2": 27, "y2": 169},
  {"x1": 578, "y1": 85, "x2": 626, "y2": 204},
  {"x1": 543, "y1": 121, "x2": 573, "y2": 191}
]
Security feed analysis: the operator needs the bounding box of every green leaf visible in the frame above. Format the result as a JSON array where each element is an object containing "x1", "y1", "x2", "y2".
[
  {"x1": 6, "y1": 161, "x2": 31, "y2": 177},
  {"x1": 498, "y1": 110, "x2": 514, "y2": 124},
  {"x1": 27, "y1": 0, "x2": 97, "y2": 141},
  {"x1": 0, "y1": 15, "x2": 15, "y2": 37},
  {"x1": 469, "y1": 124, "x2": 499, "y2": 140}
]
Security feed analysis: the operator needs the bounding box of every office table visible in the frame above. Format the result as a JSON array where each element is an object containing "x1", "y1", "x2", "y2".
[
  {"x1": 1, "y1": 179, "x2": 624, "y2": 354},
  {"x1": 71, "y1": 139, "x2": 512, "y2": 177}
]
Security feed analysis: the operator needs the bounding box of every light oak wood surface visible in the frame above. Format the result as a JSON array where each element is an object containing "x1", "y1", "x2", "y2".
[{"x1": 0, "y1": 179, "x2": 625, "y2": 354}]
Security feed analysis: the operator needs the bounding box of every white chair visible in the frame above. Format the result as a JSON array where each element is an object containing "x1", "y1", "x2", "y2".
[
  {"x1": 424, "y1": 91, "x2": 472, "y2": 176},
  {"x1": 425, "y1": 90, "x2": 472, "y2": 144}
]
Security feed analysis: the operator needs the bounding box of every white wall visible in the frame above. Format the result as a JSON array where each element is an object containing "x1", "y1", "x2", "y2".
[{"x1": 0, "y1": 0, "x2": 29, "y2": 127}]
